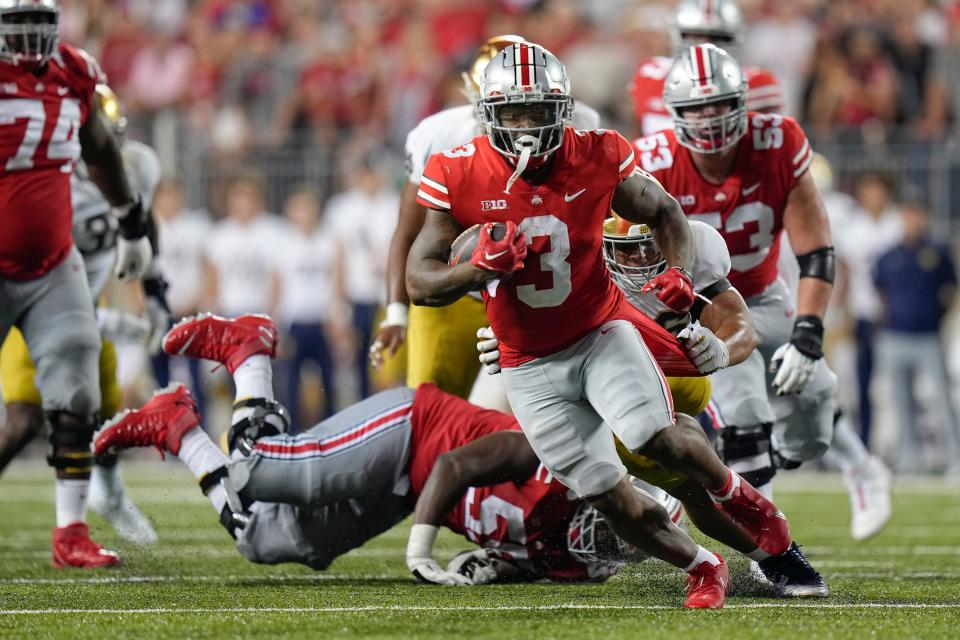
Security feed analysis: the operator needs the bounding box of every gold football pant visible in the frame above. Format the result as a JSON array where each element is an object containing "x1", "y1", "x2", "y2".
[
  {"x1": 616, "y1": 374, "x2": 712, "y2": 492},
  {"x1": 406, "y1": 296, "x2": 488, "y2": 399},
  {"x1": 1, "y1": 328, "x2": 122, "y2": 420}
]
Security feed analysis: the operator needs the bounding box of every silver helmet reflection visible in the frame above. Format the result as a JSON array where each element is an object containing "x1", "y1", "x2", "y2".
[
  {"x1": 672, "y1": 0, "x2": 744, "y2": 54},
  {"x1": 477, "y1": 42, "x2": 573, "y2": 193},
  {"x1": 663, "y1": 43, "x2": 747, "y2": 154}
]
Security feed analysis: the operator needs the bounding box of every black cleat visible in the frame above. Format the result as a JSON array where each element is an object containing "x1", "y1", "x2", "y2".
[{"x1": 758, "y1": 542, "x2": 830, "y2": 597}]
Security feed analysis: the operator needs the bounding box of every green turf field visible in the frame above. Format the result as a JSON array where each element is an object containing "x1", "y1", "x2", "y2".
[{"x1": 0, "y1": 461, "x2": 958, "y2": 639}]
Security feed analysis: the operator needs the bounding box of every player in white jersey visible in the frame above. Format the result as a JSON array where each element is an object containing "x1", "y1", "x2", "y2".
[
  {"x1": 370, "y1": 35, "x2": 601, "y2": 410},
  {"x1": 0, "y1": 84, "x2": 165, "y2": 544}
]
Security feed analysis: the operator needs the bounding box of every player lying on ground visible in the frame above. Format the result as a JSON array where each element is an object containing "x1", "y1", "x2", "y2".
[{"x1": 95, "y1": 314, "x2": 823, "y2": 596}]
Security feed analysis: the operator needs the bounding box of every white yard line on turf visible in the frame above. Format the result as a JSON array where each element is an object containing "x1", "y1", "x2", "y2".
[{"x1": 2, "y1": 604, "x2": 960, "y2": 615}]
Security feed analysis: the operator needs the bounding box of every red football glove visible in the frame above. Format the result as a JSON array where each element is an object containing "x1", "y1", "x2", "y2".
[
  {"x1": 641, "y1": 266, "x2": 695, "y2": 313},
  {"x1": 470, "y1": 221, "x2": 528, "y2": 274}
]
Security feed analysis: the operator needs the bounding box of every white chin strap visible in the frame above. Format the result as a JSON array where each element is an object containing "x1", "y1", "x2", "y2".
[{"x1": 504, "y1": 135, "x2": 539, "y2": 194}]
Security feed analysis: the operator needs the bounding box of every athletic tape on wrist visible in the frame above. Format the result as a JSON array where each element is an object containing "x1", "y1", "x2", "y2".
[
  {"x1": 382, "y1": 302, "x2": 409, "y2": 328},
  {"x1": 406, "y1": 523, "x2": 439, "y2": 559}
]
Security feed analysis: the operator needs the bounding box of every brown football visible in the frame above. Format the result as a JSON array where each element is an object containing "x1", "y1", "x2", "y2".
[{"x1": 448, "y1": 222, "x2": 509, "y2": 266}]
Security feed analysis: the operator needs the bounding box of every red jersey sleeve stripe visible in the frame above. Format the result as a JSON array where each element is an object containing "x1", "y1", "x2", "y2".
[
  {"x1": 420, "y1": 175, "x2": 448, "y2": 194},
  {"x1": 793, "y1": 150, "x2": 813, "y2": 179},
  {"x1": 792, "y1": 139, "x2": 811, "y2": 165},
  {"x1": 417, "y1": 189, "x2": 451, "y2": 210},
  {"x1": 618, "y1": 149, "x2": 636, "y2": 173}
]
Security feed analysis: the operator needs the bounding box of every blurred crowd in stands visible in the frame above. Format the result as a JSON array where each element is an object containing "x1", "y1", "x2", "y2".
[
  {"x1": 54, "y1": 0, "x2": 960, "y2": 473},
  {"x1": 61, "y1": 0, "x2": 960, "y2": 152}
]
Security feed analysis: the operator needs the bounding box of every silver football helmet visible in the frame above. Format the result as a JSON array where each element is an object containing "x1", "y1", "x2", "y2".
[
  {"x1": 602, "y1": 215, "x2": 666, "y2": 291},
  {"x1": 664, "y1": 43, "x2": 747, "y2": 154},
  {"x1": 0, "y1": 0, "x2": 59, "y2": 66},
  {"x1": 478, "y1": 42, "x2": 573, "y2": 192},
  {"x1": 672, "y1": 0, "x2": 743, "y2": 53}
]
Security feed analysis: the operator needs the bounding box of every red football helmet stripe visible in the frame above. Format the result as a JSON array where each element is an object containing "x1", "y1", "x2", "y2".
[
  {"x1": 519, "y1": 43, "x2": 531, "y2": 86},
  {"x1": 693, "y1": 44, "x2": 712, "y2": 87}
]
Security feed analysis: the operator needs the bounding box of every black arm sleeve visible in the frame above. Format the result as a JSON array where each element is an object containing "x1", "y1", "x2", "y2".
[{"x1": 796, "y1": 246, "x2": 835, "y2": 284}]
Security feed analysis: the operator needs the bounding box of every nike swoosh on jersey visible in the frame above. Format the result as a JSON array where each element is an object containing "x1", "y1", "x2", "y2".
[
  {"x1": 564, "y1": 188, "x2": 587, "y2": 202},
  {"x1": 741, "y1": 183, "x2": 761, "y2": 196}
]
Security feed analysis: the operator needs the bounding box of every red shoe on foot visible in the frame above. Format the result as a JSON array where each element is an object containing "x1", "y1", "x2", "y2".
[
  {"x1": 162, "y1": 313, "x2": 278, "y2": 374},
  {"x1": 684, "y1": 553, "x2": 729, "y2": 609},
  {"x1": 95, "y1": 384, "x2": 200, "y2": 458},
  {"x1": 714, "y1": 473, "x2": 791, "y2": 556},
  {"x1": 52, "y1": 522, "x2": 121, "y2": 569}
]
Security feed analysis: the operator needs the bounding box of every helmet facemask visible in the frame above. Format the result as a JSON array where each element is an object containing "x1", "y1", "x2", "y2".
[
  {"x1": 602, "y1": 222, "x2": 667, "y2": 291},
  {"x1": 478, "y1": 43, "x2": 573, "y2": 193},
  {"x1": 664, "y1": 43, "x2": 748, "y2": 155},
  {"x1": 483, "y1": 97, "x2": 570, "y2": 162},
  {"x1": 670, "y1": 94, "x2": 746, "y2": 154},
  {"x1": 0, "y1": 7, "x2": 59, "y2": 67},
  {"x1": 567, "y1": 502, "x2": 641, "y2": 570}
]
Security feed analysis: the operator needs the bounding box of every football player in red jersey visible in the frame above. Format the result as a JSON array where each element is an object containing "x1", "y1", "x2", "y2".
[
  {"x1": 0, "y1": 0, "x2": 152, "y2": 567},
  {"x1": 630, "y1": 0, "x2": 784, "y2": 136},
  {"x1": 96, "y1": 314, "x2": 824, "y2": 592},
  {"x1": 404, "y1": 42, "x2": 798, "y2": 609},
  {"x1": 637, "y1": 43, "x2": 889, "y2": 538}
]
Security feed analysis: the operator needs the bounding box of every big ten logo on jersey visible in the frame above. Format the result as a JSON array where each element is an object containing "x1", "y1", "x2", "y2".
[
  {"x1": 482, "y1": 199, "x2": 508, "y2": 211},
  {"x1": 1, "y1": 97, "x2": 82, "y2": 172},
  {"x1": 751, "y1": 113, "x2": 784, "y2": 151},
  {"x1": 635, "y1": 132, "x2": 674, "y2": 172},
  {"x1": 442, "y1": 142, "x2": 476, "y2": 159}
]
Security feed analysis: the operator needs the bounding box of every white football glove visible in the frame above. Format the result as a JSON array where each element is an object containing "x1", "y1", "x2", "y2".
[
  {"x1": 677, "y1": 325, "x2": 729, "y2": 374},
  {"x1": 770, "y1": 342, "x2": 817, "y2": 395},
  {"x1": 407, "y1": 556, "x2": 472, "y2": 586},
  {"x1": 406, "y1": 524, "x2": 470, "y2": 586},
  {"x1": 476, "y1": 326, "x2": 501, "y2": 375},
  {"x1": 115, "y1": 236, "x2": 152, "y2": 282},
  {"x1": 446, "y1": 549, "x2": 508, "y2": 585}
]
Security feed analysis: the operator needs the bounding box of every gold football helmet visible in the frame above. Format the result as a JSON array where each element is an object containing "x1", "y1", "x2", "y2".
[
  {"x1": 462, "y1": 34, "x2": 526, "y2": 101},
  {"x1": 95, "y1": 83, "x2": 126, "y2": 138},
  {"x1": 602, "y1": 214, "x2": 666, "y2": 292}
]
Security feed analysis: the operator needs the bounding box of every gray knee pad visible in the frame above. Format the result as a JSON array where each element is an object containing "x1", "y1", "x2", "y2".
[
  {"x1": 771, "y1": 364, "x2": 838, "y2": 464},
  {"x1": 34, "y1": 332, "x2": 101, "y2": 417},
  {"x1": 719, "y1": 423, "x2": 776, "y2": 487}
]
